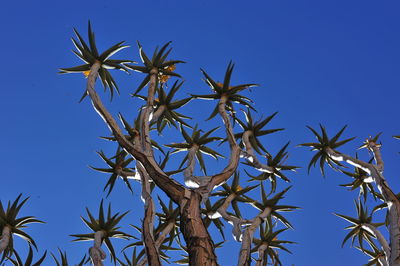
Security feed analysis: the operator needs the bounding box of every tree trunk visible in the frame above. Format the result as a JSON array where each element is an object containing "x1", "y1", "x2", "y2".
[
  {"x1": 0, "y1": 225, "x2": 11, "y2": 254},
  {"x1": 180, "y1": 190, "x2": 218, "y2": 265}
]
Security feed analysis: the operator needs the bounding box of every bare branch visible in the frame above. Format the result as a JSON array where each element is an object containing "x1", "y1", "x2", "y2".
[
  {"x1": 137, "y1": 221, "x2": 175, "y2": 266},
  {"x1": 203, "y1": 96, "x2": 241, "y2": 194},
  {"x1": 241, "y1": 131, "x2": 274, "y2": 173},
  {"x1": 238, "y1": 207, "x2": 272, "y2": 266},
  {"x1": 184, "y1": 146, "x2": 212, "y2": 188},
  {"x1": 89, "y1": 230, "x2": 106, "y2": 266},
  {"x1": 140, "y1": 68, "x2": 158, "y2": 155},
  {"x1": 137, "y1": 163, "x2": 161, "y2": 266},
  {"x1": 362, "y1": 223, "x2": 390, "y2": 261},
  {"x1": 255, "y1": 244, "x2": 268, "y2": 266},
  {"x1": 367, "y1": 140, "x2": 384, "y2": 173},
  {"x1": 209, "y1": 194, "x2": 251, "y2": 242},
  {"x1": 84, "y1": 62, "x2": 185, "y2": 203},
  {"x1": 0, "y1": 225, "x2": 11, "y2": 254}
]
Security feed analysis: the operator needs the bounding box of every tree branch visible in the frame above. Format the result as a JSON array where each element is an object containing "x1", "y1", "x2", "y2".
[
  {"x1": 89, "y1": 230, "x2": 106, "y2": 266},
  {"x1": 84, "y1": 62, "x2": 185, "y2": 204},
  {"x1": 0, "y1": 225, "x2": 11, "y2": 254},
  {"x1": 184, "y1": 146, "x2": 212, "y2": 188},
  {"x1": 241, "y1": 131, "x2": 274, "y2": 173},
  {"x1": 202, "y1": 96, "x2": 241, "y2": 194},
  {"x1": 367, "y1": 140, "x2": 384, "y2": 173},
  {"x1": 325, "y1": 146, "x2": 400, "y2": 265},
  {"x1": 255, "y1": 243, "x2": 268, "y2": 266},
  {"x1": 150, "y1": 105, "x2": 166, "y2": 123},
  {"x1": 238, "y1": 207, "x2": 272, "y2": 266},
  {"x1": 137, "y1": 163, "x2": 161, "y2": 266},
  {"x1": 140, "y1": 68, "x2": 158, "y2": 155},
  {"x1": 137, "y1": 221, "x2": 175, "y2": 266},
  {"x1": 208, "y1": 194, "x2": 250, "y2": 242},
  {"x1": 362, "y1": 223, "x2": 390, "y2": 261}
]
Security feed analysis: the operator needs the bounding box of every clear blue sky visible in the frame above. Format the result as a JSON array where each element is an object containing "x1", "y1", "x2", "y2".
[{"x1": 1, "y1": 1, "x2": 399, "y2": 265}]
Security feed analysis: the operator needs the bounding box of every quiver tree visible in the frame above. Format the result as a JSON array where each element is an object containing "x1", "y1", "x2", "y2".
[
  {"x1": 301, "y1": 125, "x2": 400, "y2": 265},
  {"x1": 61, "y1": 22, "x2": 298, "y2": 265}
]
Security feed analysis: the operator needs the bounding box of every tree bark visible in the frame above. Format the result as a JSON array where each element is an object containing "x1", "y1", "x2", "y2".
[
  {"x1": 0, "y1": 225, "x2": 11, "y2": 254},
  {"x1": 180, "y1": 190, "x2": 218, "y2": 266},
  {"x1": 238, "y1": 208, "x2": 272, "y2": 266},
  {"x1": 137, "y1": 221, "x2": 175, "y2": 266},
  {"x1": 255, "y1": 244, "x2": 268, "y2": 266},
  {"x1": 138, "y1": 163, "x2": 161, "y2": 266},
  {"x1": 89, "y1": 230, "x2": 106, "y2": 266}
]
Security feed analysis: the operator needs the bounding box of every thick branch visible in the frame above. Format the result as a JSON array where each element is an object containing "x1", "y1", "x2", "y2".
[
  {"x1": 238, "y1": 207, "x2": 272, "y2": 266},
  {"x1": 137, "y1": 221, "x2": 175, "y2": 266},
  {"x1": 241, "y1": 131, "x2": 274, "y2": 173},
  {"x1": 255, "y1": 244, "x2": 268, "y2": 266},
  {"x1": 84, "y1": 62, "x2": 185, "y2": 203},
  {"x1": 140, "y1": 68, "x2": 158, "y2": 155},
  {"x1": 137, "y1": 163, "x2": 161, "y2": 266},
  {"x1": 89, "y1": 230, "x2": 106, "y2": 266},
  {"x1": 0, "y1": 225, "x2": 11, "y2": 254}
]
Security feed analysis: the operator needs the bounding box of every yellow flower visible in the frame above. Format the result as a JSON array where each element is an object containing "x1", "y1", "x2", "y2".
[
  {"x1": 159, "y1": 75, "x2": 170, "y2": 83},
  {"x1": 159, "y1": 65, "x2": 176, "y2": 83},
  {"x1": 166, "y1": 64, "x2": 176, "y2": 72},
  {"x1": 83, "y1": 70, "x2": 91, "y2": 78}
]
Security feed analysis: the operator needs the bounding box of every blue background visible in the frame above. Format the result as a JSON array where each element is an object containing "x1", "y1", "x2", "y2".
[{"x1": 1, "y1": 1, "x2": 399, "y2": 265}]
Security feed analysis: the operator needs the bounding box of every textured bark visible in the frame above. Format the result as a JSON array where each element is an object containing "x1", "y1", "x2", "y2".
[
  {"x1": 135, "y1": 68, "x2": 162, "y2": 266},
  {"x1": 255, "y1": 244, "x2": 268, "y2": 266},
  {"x1": 180, "y1": 191, "x2": 218, "y2": 266},
  {"x1": 238, "y1": 208, "x2": 272, "y2": 266},
  {"x1": 218, "y1": 95, "x2": 236, "y2": 147},
  {"x1": 138, "y1": 221, "x2": 175, "y2": 266},
  {"x1": 85, "y1": 62, "x2": 185, "y2": 204},
  {"x1": 140, "y1": 68, "x2": 158, "y2": 155},
  {"x1": 0, "y1": 225, "x2": 11, "y2": 254},
  {"x1": 89, "y1": 230, "x2": 106, "y2": 266},
  {"x1": 138, "y1": 164, "x2": 161, "y2": 266}
]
